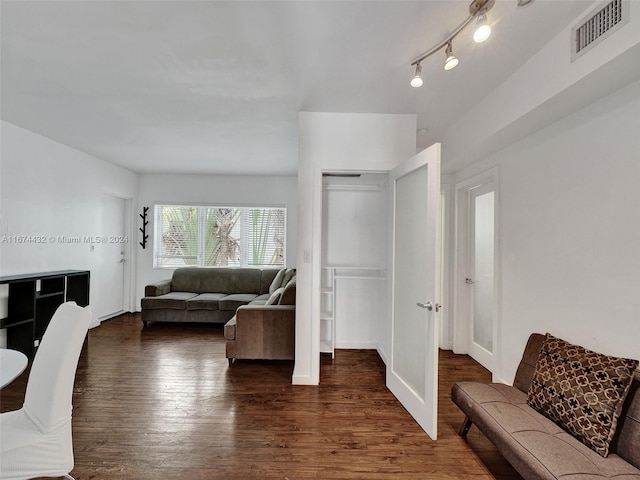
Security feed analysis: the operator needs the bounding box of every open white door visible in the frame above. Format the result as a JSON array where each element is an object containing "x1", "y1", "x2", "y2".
[{"x1": 387, "y1": 143, "x2": 441, "y2": 440}]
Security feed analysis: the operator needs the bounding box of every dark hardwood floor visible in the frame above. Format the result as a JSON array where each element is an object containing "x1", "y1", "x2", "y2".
[{"x1": 1, "y1": 313, "x2": 522, "y2": 479}]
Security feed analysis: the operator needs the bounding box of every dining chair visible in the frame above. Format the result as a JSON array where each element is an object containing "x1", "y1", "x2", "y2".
[{"x1": 0, "y1": 302, "x2": 91, "y2": 480}]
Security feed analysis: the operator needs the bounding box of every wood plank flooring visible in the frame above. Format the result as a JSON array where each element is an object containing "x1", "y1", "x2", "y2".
[{"x1": 0, "y1": 313, "x2": 522, "y2": 479}]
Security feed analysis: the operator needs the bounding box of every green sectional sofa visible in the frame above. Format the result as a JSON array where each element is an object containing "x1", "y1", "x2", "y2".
[{"x1": 141, "y1": 266, "x2": 295, "y2": 326}]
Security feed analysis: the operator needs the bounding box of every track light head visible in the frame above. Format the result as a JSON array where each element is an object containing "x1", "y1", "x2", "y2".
[
  {"x1": 473, "y1": 13, "x2": 491, "y2": 43},
  {"x1": 444, "y1": 42, "x2": 459, "y2": 71},
  {"x1": 410, "y1": 63, "x2": 423, "y2": 87},
  {"x1": 409, "y1": 0, "x2": 495, "y2": 85}
]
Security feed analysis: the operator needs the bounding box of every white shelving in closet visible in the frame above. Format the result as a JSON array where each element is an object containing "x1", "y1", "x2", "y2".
[
  {"x1": 320, "y1": 173, "x2": 388, "y2": 358},
  {"x1": 320, "y1": 267, "x2": 336, "y2": 357}
]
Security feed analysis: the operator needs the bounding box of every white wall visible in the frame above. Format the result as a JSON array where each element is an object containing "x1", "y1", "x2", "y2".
[
  {"x1": 0, "y1": 121, "x2": 138, "y2": 334},
  {"x1": 455, "y1": 77, "x2": 640, "y2": 384},
  {"x1": 443, "y1": 0, "x2": 640, "y2": 174},
  {"x1": 295, "y1": 112, "x2": 416, "y2": 385},
  {"x1": 135, "y1": 173, "x2": 297, "y2": 309},
  {"x1": 443, "y1": 0, "x2": 640, "y2": 384}
]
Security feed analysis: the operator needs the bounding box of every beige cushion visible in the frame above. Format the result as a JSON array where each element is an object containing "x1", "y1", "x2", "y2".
[
  {"x1": 266, "y1": 287, "x2": 284, "y2": 305},
  {"x1": 280, "y1": 268, "x2": 295, "y2": 289},
  {"x1": 527, "y1": 333, "x2": 639, "y2": 457},
  {"x1": 269, "y1": 269, "x2": 286, "y2": 294}
]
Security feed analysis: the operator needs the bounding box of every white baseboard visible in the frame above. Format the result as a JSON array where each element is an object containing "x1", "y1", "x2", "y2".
[
  {"x1": 335, "y1": 341, "x2": 377, "y2": 349},
  {"x1": 292, "y1": 374, "x2": 319, "y2": 386},
  {"x1": 377, "y1": 347, "x2": 388, "y2": 365}
]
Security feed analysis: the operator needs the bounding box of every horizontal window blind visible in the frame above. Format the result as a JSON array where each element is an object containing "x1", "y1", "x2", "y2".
[
  {"x1": 154, "y1": 205, "x2": 286, "y2": 269},
  {"x1": 246, "y1": 208, "x2": 286, "y2": 267},
  {"x1": 154, "y1": 206, "x2": 199, "y2": 268}
]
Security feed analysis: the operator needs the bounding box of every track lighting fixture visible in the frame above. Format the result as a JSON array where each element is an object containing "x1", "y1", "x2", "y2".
[
  {"x1": 473, "y1": 13, "x2": 491, "y2": 43},
  {"x1": 411, "y1": 63, "x2": 424, "y2": 88},
  {"x1": 409, "y1": 0, "x2": 495, "y2": 87},
  {"x1": 444, "y1": 42, "x2": 459, "y2": 70}
]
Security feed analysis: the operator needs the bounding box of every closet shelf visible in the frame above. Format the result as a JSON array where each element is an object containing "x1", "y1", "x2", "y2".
[{"x1": 36, "y1": 291, "x2": 65, "y2": 299}]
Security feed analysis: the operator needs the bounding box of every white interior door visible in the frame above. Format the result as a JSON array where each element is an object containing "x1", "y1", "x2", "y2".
[
  {"x1": 467, "y1": 183, "x2": 496, "y2": 371},
  {"x1": 96, "y1": 195, "x2": 126, "y2": 320},
  {"x1": 387, "y1": 143, "x2": 441, "y2": 440}
]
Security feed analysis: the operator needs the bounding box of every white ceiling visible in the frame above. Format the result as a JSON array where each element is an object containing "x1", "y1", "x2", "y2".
[{"x1": 1, "y1": 0, "x2": 593, "y2": 175}]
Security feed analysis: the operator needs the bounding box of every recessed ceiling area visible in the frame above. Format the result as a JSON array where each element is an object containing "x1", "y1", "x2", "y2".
[{"x1": 0, "y1": 1, "x2": 594, "y2": 175}]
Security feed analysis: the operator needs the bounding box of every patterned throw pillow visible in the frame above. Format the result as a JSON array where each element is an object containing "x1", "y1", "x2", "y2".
[{"x1": 527, "y1": 333, "x2": 638, "y2": 457}]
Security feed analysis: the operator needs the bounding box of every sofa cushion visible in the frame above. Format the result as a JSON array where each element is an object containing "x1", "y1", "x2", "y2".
[
  {"x1": 169, "y1": 268, "x2": 204, "y2": 293},
  {"x1": 265, "y1": 287, "x2": 285, "y2": 305},
  {"x1": 513, "y1": 333, "x2": 547, "y2": 393},
  {"x1": 203, "y1": 268, "x2": 262, "y2": 294},
  {"x1": 269, "y1": 269, "x2": 286, "y2": 294},
  {"x1": 258, "y1": 269, "x2": 279, "y2": 294},
  {"x1": 141, "y1": 292, "x2": 197, "y2": 310},
  {"x1": 279, "y1": 276, "x2": 296, "y2": 305},
  {"x1": 281, "y1": 268, "x2": 295, "y2": 289},
  {"x1": 613, "y1": 370, "x2": 640, "y2": 469},
  {"x1": 224, "y1": 316, "x2": 236, "y2": 340},
  {"x1": 249, "y1": 293, "x2": 271, "y2": 305},
  {"x1": 185, "y1": 293, "x2": 227, "y2": 311},
  {"x1": 527, "y1": 333, "x2": 639, "y2": 457},
  {"x1": 170, "y1": 267, "x2": 263, "y2": 294},
  {"x1": 219, "y1": 293, "x2": 258, "y2": 311}
]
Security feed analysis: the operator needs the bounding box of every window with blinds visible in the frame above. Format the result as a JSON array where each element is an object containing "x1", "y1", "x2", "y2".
[{"x1": 154, "y1": 205, "x2": 286, "y2": 269}]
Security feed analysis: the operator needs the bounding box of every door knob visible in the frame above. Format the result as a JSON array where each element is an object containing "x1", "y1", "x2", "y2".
[
  {"x1": 417, "y1": 301, "x2": 441, "y2": 312},
  {"x1": 465, "y1": 278, "x2": 475, "y2": 285}
]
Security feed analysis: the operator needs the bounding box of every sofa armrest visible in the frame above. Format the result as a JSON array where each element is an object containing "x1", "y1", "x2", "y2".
[
  {"x1": 236, "y1": 303, "x2": 295, "y2": 314},
  {"x1": 231, "y1": 305, "x2": 295, "y2": 360},
  {"x1": 145, "y1": 279, "x2": 172, "y2": 297}
]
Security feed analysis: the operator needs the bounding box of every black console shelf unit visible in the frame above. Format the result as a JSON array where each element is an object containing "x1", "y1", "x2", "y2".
[{"x1": 0, "y1": 270, "x2": 90, "y2": 359}]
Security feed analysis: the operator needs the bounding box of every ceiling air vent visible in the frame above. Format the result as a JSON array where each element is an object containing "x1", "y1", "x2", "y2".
[{"x1": 571, "y1": 0, "x2": 629, "y2": 62}]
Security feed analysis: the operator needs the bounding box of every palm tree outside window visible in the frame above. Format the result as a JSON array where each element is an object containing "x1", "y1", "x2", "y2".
[{"x1": 153, "y1": 205, "x2": 286, "y2": 268}]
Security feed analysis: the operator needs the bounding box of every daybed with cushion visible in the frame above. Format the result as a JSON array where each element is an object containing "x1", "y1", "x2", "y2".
[
  {"x1": 452, "y1": 333, "x2": 640, "y2": 480},
  {"x1": 141, "y1": 267, "x2": 295, "y2": 326}
]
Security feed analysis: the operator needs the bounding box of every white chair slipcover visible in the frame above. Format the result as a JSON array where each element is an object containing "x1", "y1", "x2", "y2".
[{"x1": 1, "y1": 302, "x2": 91, "y2": 480}]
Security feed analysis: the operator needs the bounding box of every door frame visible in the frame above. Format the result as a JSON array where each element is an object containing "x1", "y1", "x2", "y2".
[
  {"x1": 122, "y1": 197, "x2": 135, "y2": 314},
  {"x1": 453, "y1": 167, "x2": 500, "y2": 378},
  {"x1": 440, "y1": 176, "x2": 455, "y2": 350}
]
